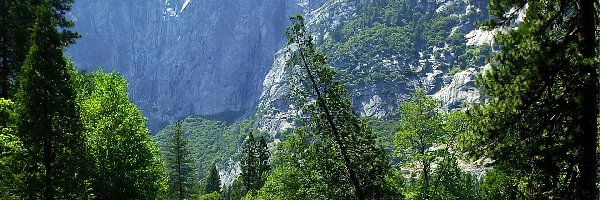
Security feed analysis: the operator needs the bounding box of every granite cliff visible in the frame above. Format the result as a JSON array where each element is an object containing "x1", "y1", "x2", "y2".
[{"x1": 67, "y1": 0, "x2": 326, "y2": 132}]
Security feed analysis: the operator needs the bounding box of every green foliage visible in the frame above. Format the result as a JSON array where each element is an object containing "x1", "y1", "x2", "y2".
[
  {"x1": 0, "y1": 99, "x2": 23, "y2": 199},
  {"x1": 240, "y1": 132, "x2": 257, "y2": 193},
  {"x1": 319, "y1": 0, "x2": 488, "y2": 88},
  {"x1": 238, "y1": 132, "x2": 270, "y2": 197},
  {"x1": 0, "y1": 0, "x2": 80, "y2": 99},
  {"x1": 470, "y1": 0, "x2": 599, "y2": 198},
  {"x1": 251, "y1": 129, "x2": 341, "y2": 200},
  {"x1": 14, "y1": 3, "x2": 90, "y2": 198},
  {"x1": 154, "y1": 116, "x2": 253, "y2": 183},
  {"x1": 223, "y1": 176, "x2": 246, "y2": 200},
  {"x1": 201, "y1": 162, "x2": 221, "y2": 194},
  {"x1": 196, "y1": 192, "x2": 222, "y2": 200},
  {"x1": 165, "y1": 120, "x2": 199, "y2": 199},
  {"x1": 429, "y1": 158, "x2": 482, "y2": 200},
  {"x1": 77, "y1": 70, "x2": 167, "y2": 199},
  {"x1": 395, "y1": 89, "x2": 446, "y2": 199},
  {"x1": 446, "y1": 66, "x2": 462, "y2": 76},
  {"x1": 276, "y1": 15, "x2": 399, "y2": 199},
  {"x1": 0, "y1": 0, "x2": 32, "y2": 99},
  {"x1": 480, "y1": 168, "x2": 517, "y2": 200}
]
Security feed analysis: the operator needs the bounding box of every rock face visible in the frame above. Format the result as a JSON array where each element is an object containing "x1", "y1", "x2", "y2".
[
  {"x1": 257, "y1": 0, "x2": 490, "y2": 134},
  {"x1": 66, "y1": 0, "x2": 327, "y2": 132}
]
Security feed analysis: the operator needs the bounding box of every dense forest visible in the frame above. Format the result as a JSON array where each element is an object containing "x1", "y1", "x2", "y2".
[{"x1": 1, "y1": 0, "x2": 599, "y2": 200}]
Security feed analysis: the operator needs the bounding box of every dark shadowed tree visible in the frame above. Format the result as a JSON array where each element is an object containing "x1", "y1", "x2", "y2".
[
  {"x1": 15, "y1": 2, "x2": 89, "y2": 199},
  {"x1": 202, "y1": 162, "x2": 221, "y2": 194}
]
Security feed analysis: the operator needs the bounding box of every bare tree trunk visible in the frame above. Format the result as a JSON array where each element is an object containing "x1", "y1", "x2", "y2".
[
  {"x1": 296, "y1": 38, "x2": 365, "y2": 200},
  {"x1": 575, "y1": 0, "x2": 598, "y2": 198}
]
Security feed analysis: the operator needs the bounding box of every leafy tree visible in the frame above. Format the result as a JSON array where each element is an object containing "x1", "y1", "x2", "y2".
[
  {"x1": 469, "y1": 0, "x2": 599, "y2": 198},
  {"x1": 249, "y1": 128, "x2": 330, "y2": 200},
  {"x1": 0, "y1": 99, "x2": 23, "y2": 199},
  {"x1": 429, "y1": 158, "x2": 481, "y2": 200},
  {"x1": 479, "y1": 168, "x2": 518, "y2": 200},
  {"x1": 14, "y1": 3, "x2": 90, "y2": 199},
  {"x1": 77, "y1": 70, "x2": 167, "y2": 199},
  {"x1": 166, "y1": 120, "x2": 198, "y2": 200},
  {"x1": 280, "y1": 15, "x2": 398, "y2": 199},
  {"x1": 202, "y1": 162, "x2": 221, "y2": 194},
  {"x1": 395, "y1": 89, "x2": 445, "y2": 199},
  {"x1": 197, "y1": 192, "x2": 222, "y2": 200}
]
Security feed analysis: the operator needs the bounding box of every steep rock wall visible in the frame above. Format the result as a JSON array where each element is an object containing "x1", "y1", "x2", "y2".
[{"x1": 67, "y1": 0, "x2": 319, "y2": 132}]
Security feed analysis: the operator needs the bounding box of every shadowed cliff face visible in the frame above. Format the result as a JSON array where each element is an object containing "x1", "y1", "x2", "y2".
[{"x1": 66, "y1": 0, "x2": 306, "y2": 132}]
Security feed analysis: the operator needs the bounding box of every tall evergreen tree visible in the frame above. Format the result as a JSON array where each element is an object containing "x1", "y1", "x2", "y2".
[
  {"x1": 15, "y1": 2, "x2": 89, "y2": 199},
  {"x1": 469, "y1": 0, "x2": 599, "y2": 198},
  {"x1": 30, "y1": 0, "x2": 79, "y2": 45},
  {"x1": 256, "y1": 136, "x2": 270, "y2": 188},
  {"x1": 77, "y1": 70, "x2": 167, "y2": 199},
  {"x1": 0, "y1": 0, "x2": 78, "y2": 99},
  {"x1": 240, "y1": 131, "x2": 257, "y2": 193},
  {"x1": 202, "y1": 162, "x2": 221, "y2": 194},
  {"x1": 166, "y1": 120, "x2": 198, "y2": 200},
  {"x1": 282, "y1": 14, "x2": 397, "y2": 199},
  {"x1": 0, "y1": 0, "x2": 32, "y2": 99}
]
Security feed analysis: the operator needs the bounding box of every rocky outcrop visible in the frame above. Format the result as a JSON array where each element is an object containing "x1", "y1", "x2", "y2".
[
  {"x1": 433, "y1": 67, "x2": 482, "y2": 109},
  {"x1": 256, "y1": 0, "x2": 490, "y2": 134},
  {"x1": 67, "y1": 0, "x2": 327, "y2": 132}
]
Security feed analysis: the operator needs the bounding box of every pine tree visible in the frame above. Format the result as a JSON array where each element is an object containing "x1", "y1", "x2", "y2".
[
  {"x1": 30, "y1": 0, "x2": 79, "y2": 45},
  {"x1": 470, "y1": 0, "x2": 599, "y2": 198},
  {"x1": 0, "y1": 0, "x2": 78, "y2": 99},
  {"x1": 77, "y1": 70, "x2": 167, "y2": 199},
  {"x1": 166, "y1": 120, "x2": 198, "y2": 200},
  {"x1": 15, "y1": 2, "x2": 89, "y2": 199},
  {"x1": 0, "y1": 0, "x2": 32, "y2": 99},
  {"x1": 256, "y1": 136, "x2": 270, "y2": 189},
  {"x1": 240, "y1": 131, "x2": 257, "y2": 193},
  {"x1": 202, "y1": 162, "x2": 221, "y2": 194},
  {"x1": 283, "y1": 14, "x2": 397, "y2": 199}
]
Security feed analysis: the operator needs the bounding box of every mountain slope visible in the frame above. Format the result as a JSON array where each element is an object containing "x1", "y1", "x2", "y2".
[
  {"x1": 67, "y1": 0, "x2": 324, "y2": 132},
  {"x1": 258, "y1": 0, "x2": 492, "y2": 134}
]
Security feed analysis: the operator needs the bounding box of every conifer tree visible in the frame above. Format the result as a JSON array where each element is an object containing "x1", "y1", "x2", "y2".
[
  {"x1": 0, "y1": 0, "x2": 32, "y2": 99},
  {"x1": 256, "y1": 136, "x2": 270, "y2": 188},
  {"x1": 166, "y1": 120, "x2": 198, "y2": 200},
  {"x1": 202, "y1": 162, "x2": 221, "y2": 194},
  {"x1": 282, "y1": 14, "x2": 397, "y2": 200},
  {"x1": 1, "y1": 0, "x2": 78, "y2": 99},
  {"x1": 470, "y1": 0, "x2": 599, "y2": 198},
  {"x1": 240, "y1": 131, "x2": 257, "y2": 192},
  {"x1": 15, "y1": 2, "x2": 89, "y2": 199}
]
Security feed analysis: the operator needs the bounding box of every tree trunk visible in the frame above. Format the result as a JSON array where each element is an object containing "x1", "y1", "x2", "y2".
[
  {"x1": 297, "y1": 37, "x2": 365, "y2": 200},
  {"x1": 43, "y1": 112, "x2": 53, "y2": 200},
  {"x1": 575, "y1": 0, "x2": 598, "y2": 199},
  {"x1": 1, "y1": 45, "x2": 9, "y2": 99}
]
